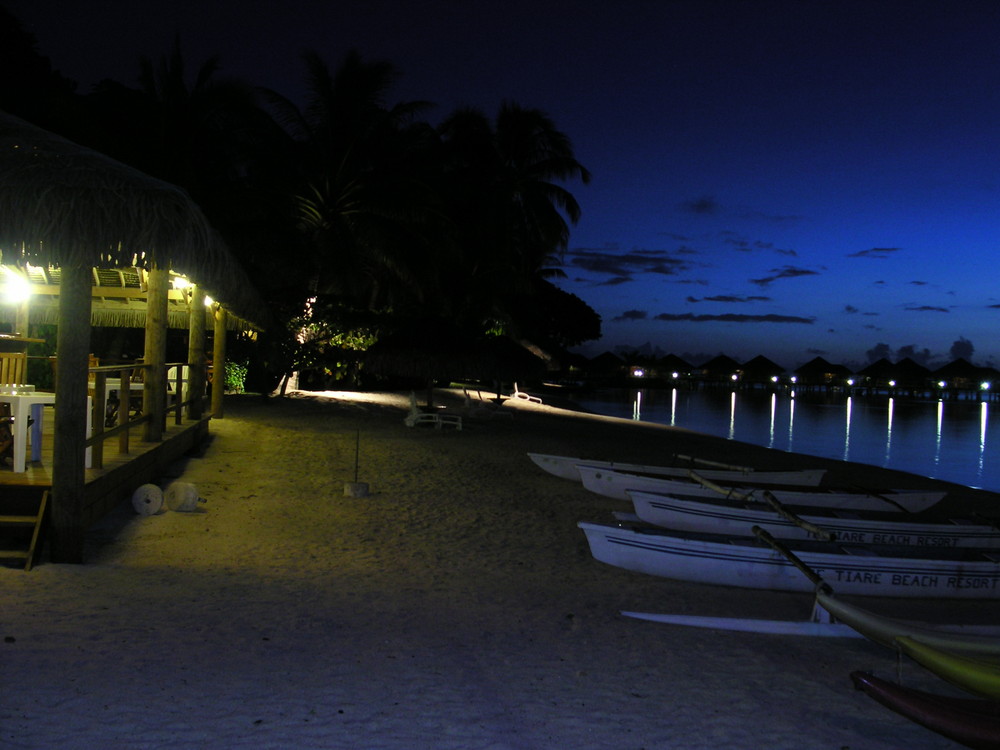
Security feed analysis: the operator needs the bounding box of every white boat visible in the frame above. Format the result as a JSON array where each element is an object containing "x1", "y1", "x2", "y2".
[
  {"x1": 578, "y1": 520, "x2": 1000, "y2": 598},
  {"x1": 815, "y1": 589, "x2": 1000, "y2": 653},
  {"x1": 527, "y1": 452, "x2": 825, "y2": 485},
  {"x1": 578, "y1": 465, "x2": 945, "y2": 512},
  {"x1": 620, "y1": 599, "x2": 1000, "y2": 640},
  {"x1": 628, "y1": 490, "x2": 1000, "y2": 548}
]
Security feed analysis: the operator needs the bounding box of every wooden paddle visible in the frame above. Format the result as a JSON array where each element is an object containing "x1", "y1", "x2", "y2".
[
  {"x1": 752, "y1": 525, "x2": 833, "y2": 594},
  {"x1": 675, "y1": 453, "x2": 754, "y2": 473},
  {"x1": 758, "y1": 490, "x2": 834, "y2": 542},
  {"x1": 688, "y1": 470, "x2": 752, "y2": 501},
  {"x1": 846, "y1": 484, "x2": 910, "y2": 513}
]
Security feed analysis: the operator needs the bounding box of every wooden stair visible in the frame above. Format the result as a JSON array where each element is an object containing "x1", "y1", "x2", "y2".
[{"x1": 0, "y1": 490, "x2": 48, "y2": 571}]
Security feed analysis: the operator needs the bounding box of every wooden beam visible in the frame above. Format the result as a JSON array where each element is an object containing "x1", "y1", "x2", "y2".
[
  {"x1": 142, "y1": 266, "x2": 168, "y2": 442},
  {"x1": 50, "y1": 264, "x2": 92, "y2": 563},
  {"x1": 212, "y1": 306, "x2": 227, "y2": 418},
  {"x1": 187, "y1": 286, "x2": 207, "y2": 420}
]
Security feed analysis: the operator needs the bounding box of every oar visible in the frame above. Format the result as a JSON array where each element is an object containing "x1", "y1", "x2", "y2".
[
  {"x1": 752, "y1": 525, "x2": 833, "y2": 594},
  {"x1": 675, "y1": 453, "x2": 754, "y2": 473},
  {"x1": 758, "y1": 490, "x2": 834, "y2": 542},
  {"x1": 972, "y1": 513, "x2": 1000, "y2": 534},
  {"x1": 846, "y1": 484, "x2": 911, "y2": 513},
  {"x1": 688, "y1": 470, "x2": 752, "y2": 501}
]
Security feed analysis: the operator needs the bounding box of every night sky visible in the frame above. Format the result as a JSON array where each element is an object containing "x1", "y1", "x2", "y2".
[{"x1": 11, "y1": 0, "x2": 1000, "y2": 369}]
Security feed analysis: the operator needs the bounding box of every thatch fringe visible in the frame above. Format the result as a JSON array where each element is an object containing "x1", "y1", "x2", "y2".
[{"x1": 0, "y1": 111, "x2": 269, "y2": 330}]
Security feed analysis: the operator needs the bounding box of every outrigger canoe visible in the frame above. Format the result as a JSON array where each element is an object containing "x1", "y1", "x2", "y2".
[
  {"x1": 851, "y1": 671, "x2": 1000, "y2": 749},
  {"x1": 628, "y1": 490, "x2": 1000, "y2": 548},
  {"x1": 527, "y1": 452, "x2": 826, "y2": 486},
  {"x1": 815, "y1": 589, "x2": 1000, "y2": 654},
  {"x1": 578, "y1": 519, "x2": 1000, "y2": 598},
  {"x1": 579, "y1": 465, "x2": 945, "y2": 512},
  {"x1": 897, "y1": 636, "x2": 1000, "y2": 700}
]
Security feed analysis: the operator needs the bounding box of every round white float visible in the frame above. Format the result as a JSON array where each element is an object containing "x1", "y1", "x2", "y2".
[
  {"x1": 165, "y1": 482, "x2": 204, "y2": 512},
  {"x1": 131, "y1": 484, "x2": 164, "y2": 515}
]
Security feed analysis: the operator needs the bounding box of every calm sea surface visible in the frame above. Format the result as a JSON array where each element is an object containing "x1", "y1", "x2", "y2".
[{"x1": 572, "y1": 388, "x2": 1000, "y2": 492}]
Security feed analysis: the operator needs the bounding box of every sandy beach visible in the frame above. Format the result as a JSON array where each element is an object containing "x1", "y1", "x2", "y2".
[{"x1": 4, "y1": 388, "x2": 1000, "y2": 749}]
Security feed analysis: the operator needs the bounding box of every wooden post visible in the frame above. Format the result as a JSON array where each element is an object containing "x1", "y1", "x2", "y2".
[
  {"x1": 50, "y1": 264, "x2": 92, "y2": 564},
  {"x1": 211, "y1": 305, "x2": 227, "y2": 418},
  {"x1": 142, "y1": 266, "x2": 168, "y2": 442},
  {"x1": 187, "y1": 285, "x2": 206, "y2": 420}
]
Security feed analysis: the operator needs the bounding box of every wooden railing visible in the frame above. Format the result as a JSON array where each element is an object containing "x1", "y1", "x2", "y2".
[{"x1": 84, "y1": 362, "x2": 209, "y2": 469}]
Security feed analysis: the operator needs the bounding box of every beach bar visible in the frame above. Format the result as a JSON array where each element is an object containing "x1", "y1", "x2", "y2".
[{"x1": 0, "y1": 111, "x2": 266, "y2": 564}]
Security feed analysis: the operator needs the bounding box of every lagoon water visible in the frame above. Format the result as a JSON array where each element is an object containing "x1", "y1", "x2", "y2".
[{"x1": 573, "y1": 388, "x2": 1000, "y2": 493}]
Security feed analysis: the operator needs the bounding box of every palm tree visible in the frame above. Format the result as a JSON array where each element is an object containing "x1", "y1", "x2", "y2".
[
  {"x1": 263, "y1": 50, "x2": 448, "y2": 312},
  {"x1": 438, "y1": 101, "x2": 591, "y2": 336}
]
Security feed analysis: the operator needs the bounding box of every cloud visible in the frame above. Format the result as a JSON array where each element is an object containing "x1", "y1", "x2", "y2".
[
  {"x1": 688, "y1": 295, "x2": 772, "y2": 303},
  {"x1": 653, "y1": 312, "x2": 815, "y2": 324},
  {"x1": 721, "y1": 233, "x2": 797, "y2": 257},
  {"x1": 950, "y1": 337, "x2": 975, "y2": 360},
  {"x1": 681, "y1": 195, "x2": 720, "y2": 215},
  {"x1": 904, "y1": 305, "x2": 950, "y2": 313},
  {"x1": 909, "y1": 280, "x2": 928, "y2": 286},
  {"x1": 564, "y1": 246, "x2": 693, "y2": 282},
  {"x1": 750, "y1": 265, "x2": 820, "y2": 287},
  {"x1": 844, "y1": 305, "x2": 859, "y2": 314},
  {"x1": 612, "y1": 310, "x2": 648, "y2": 322},
  {"x1": 848, "y1": 247, "x2": 902, "y2": 258}
]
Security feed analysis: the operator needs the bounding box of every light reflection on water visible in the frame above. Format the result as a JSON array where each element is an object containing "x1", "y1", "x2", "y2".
[{"x1": 574, "y1": 388, "x2": 1000, "y2": 491}]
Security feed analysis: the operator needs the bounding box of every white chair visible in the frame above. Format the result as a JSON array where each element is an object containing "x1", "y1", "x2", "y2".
[
  {"x1": 405, "y1": 391, "x2": 462, "y2": 430},
  {"x1": 511, "y1": 382, "x2": 542, "y2": 403}
]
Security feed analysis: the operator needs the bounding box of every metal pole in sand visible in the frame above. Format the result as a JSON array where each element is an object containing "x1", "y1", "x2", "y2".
[{"x1": 343, "y1": 429, "x2": 370, "y2": 497}]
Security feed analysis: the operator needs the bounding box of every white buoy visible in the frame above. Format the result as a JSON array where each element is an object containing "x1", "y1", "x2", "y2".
[
  {"x1": 131, "y1": 484, "x2": 164, "y2": 515},
  {"x1": 165, "y1": 482, "x2": 205, "y2": 512}
]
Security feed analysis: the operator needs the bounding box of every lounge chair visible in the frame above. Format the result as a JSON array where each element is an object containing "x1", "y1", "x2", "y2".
[
  {"x1": 511, "y1": 382, "x2": 542, "y2": 403},
  {"x1": 463, "y1": 389, "x2": 514, "y2": 420},
  {"x1": 405, "y1": 391, "x2": 462, "y2": 430}
]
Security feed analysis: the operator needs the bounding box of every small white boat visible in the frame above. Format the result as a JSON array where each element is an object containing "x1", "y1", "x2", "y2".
[
  {"x1": 579, "y1": 465, "x2": 945, "y2": 512},
  {"x1": 628, "y1": 490, "x2": 1000, "y2": 548},
  {"x1": 578, "y1": 520, "x2": 1000, "y2": 598},
  {"x1": 527, "y1": 452, "x2": 825, "y2": 486},
  {"x1": 815, "y1": 589, "x2": 1000, "y2": 653}
]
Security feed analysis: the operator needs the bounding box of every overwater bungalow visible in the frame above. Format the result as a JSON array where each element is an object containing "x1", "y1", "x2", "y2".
[
  {"x1": 738, "y1": 354, "x2": 785, "y2": 388},
  {"x1": 856, "y1": 357, "x2": 931, "y2": 396},
  {"x1": 792, "y1": 356, "x2": 854, "y2": 391},
  {"x1": 0, "y1": 111, "x2": 267, "y2": 564},
  {"x1": 694, "y1": 354, "x2": 742, "y2": 386}
]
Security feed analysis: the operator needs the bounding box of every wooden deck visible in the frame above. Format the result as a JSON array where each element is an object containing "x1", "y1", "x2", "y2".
[{"x1": 0, "y1": 403, "x2": 211, "y2": 536}]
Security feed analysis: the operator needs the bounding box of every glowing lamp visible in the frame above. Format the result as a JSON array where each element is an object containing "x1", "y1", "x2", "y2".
[{"x1": 1, "y1": 271, "x2": 31, "y2": 305}]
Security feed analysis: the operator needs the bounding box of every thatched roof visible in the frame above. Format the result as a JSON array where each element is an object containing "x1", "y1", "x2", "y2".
[{"x1": 0, "y1": 110, "x2": 267, "y2": 330}]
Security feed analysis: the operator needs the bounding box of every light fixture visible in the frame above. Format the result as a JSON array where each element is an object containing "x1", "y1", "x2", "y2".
[{"x1": 0, "y1": 269, "x2": 31, "y2": 305}]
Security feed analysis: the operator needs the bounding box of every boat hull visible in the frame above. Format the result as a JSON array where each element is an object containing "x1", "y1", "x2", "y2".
[
  {"x1": 578, "y1": 521, "x2": 1000, "y2": 598},
  {"x1": 816, "y1": 590, "x2": 1000, "y2": 654},
  {"x1": 851, "y1": 671, "x2": 1000, "y2": 750},
  {"x1": 527, "y1": 452, "x2": 825, "y2": 485},
  {"x1": 897, "y1": 636, "x2": 1000, "y2": 699},
  {"x1": 629, "y1": 490, "x2": 1000, "y2": 548},
  {"x1": 578, "y1": 465, "x2": 944, "y2": 511}
]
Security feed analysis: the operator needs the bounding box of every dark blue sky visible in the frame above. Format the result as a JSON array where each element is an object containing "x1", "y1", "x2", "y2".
[{"x1": 12, "y1": 0, "x2": 1000, "y2": 369}]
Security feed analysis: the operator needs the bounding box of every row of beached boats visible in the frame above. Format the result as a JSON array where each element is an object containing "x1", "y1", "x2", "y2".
[{"x1": 529, "y1": 451, "x2": 1000, "y2": 748}]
